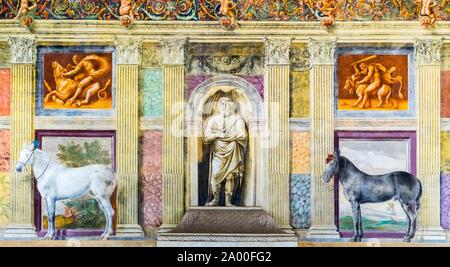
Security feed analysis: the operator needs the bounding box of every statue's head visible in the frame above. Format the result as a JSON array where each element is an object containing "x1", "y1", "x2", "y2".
[{"x1": 218, "y1": 97, "x2": 235, "y2": 116}]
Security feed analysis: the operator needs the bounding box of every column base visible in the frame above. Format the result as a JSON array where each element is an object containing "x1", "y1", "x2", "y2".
[
  {"x1": 306, "y1": 225, "x2": 340, "y2": 240},
  {"x1": 158, "y1": 224, "x2": 178, "y2": 233},
  {"x1": 414, "y1": 226, "x2": 446, "y2": 241},
  {"x1": 115, "y1": 224, "x2": 145, "y2": 238},
  {"x1": 3, "y1": 224, "x2": 38, "y2": 240}
]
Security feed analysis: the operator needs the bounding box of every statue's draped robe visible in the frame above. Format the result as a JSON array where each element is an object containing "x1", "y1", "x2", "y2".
[{"x1": 203, "y1": 114, "x2": 248, "y2": 194}]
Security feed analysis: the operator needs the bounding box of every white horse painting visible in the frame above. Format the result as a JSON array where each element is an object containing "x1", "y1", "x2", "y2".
[{"x1": 15, "y1": 141, "x2": 116, "y2": 240}]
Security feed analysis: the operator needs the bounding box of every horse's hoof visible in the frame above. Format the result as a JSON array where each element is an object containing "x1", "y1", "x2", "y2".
[
  {"x1": 100, "y1": 234, "x2": 110, "y2": 240},
  {"x1": 403, "y1": 237, "x2": 411, "y2": 242},
  {"x1": 350, "y1": 237, "x2": 358, "y2": 242}
]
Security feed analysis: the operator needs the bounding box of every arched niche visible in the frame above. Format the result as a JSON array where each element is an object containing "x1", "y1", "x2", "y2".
[{"x1": 186, "y1": 74, "x2": 266, "y2": 207}]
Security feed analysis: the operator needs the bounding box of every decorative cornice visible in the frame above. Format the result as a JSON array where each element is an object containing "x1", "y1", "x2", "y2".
[
  {"x1": 415, "y1": 38, "x2": 443, "y2": 66},
  {"x1": 114, "y1": 36, "x2": 142, "y2": 65},
  {"x1": 264, "y1": 37, "x2": 291, "y2": 65},
  {"x1": 307, "y1": 38, "x2": 337, "y2": 66},
  {"x1": 7, "y1": 36, "x2": 36, "y2": 64},
  {"x1": 160, "y1": 37, "x2": 188, "y2": 65}
]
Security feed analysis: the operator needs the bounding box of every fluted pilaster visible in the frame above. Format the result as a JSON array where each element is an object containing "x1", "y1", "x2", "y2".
[
  {"x1": 161, "y1": 37, "x2": 187, "y2": 228},
  {"x1": 114, "y1": 37, "x2": 144, "y2": 237},
  {"x1": 307, "y1": 38, "x2": 340, "y2": 239},
  {"x1": 415, "y1": 38, "x2": 446, "y2": 241},
  {"x1": 4, "y1": 36, "x2": 37, "y2": 239},
  {"x1": 265, "y1": 37, "x2": 291, "y2": 228}
]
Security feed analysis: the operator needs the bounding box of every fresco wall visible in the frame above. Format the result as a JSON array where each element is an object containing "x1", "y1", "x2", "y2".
[{"x1": 1, "y1": 7, "x2": 450, "y2": 243}]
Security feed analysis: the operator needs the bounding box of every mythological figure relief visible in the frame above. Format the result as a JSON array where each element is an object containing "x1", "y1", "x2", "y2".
[
  {"x1": 338, "y1": 54, "x2": 408, "y2": 111},
  {"x1": 43, "y1": 53, "x2": 112, "y2": 109},
  {"x1": 344, "y1": 56, "x2": 403, "y2": 109},
  {"x1": 119, "y1": 0, "x2": 143, "y2": 27},
  {"x1": 14, "y1": 0, "x2": 36, "y2": 27},
  {"x1": 203, "y1": 96, "x2": 248, "y2": 207},
  {"x1": 316, "y1": 0, "x2": 338, "y2": 27},
  {"x1": 418, "y1": 0, "x2": 438, "y2": 26},
  {"x1": 218, "y1": 0, "x2": 239, "y2": 30},
  {"x1": 14, "y1": 0, "x2": 36, "y2": 19}
]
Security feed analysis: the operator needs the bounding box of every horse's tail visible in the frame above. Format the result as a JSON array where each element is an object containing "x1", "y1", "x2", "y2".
[
  {"x1": 97, "y1": 79, "x2": 111, "y2": 100},
  {"x1": 416, "y1": 179, "x2": 422, "y2": 212}
]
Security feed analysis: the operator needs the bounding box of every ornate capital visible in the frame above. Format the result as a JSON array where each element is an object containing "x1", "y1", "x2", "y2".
[
  {"x1": 114, "y1": 37, "x2": 142, "y2": 65},
  {"x1": 160, "y1": 37, "x2": 188, "y2": 65},
  {"x1": 264, "y1": 37, "x2": 291, "y2": 65},
  {"x1": 308, "y1": 38, "x2": 337, "y2": 66},
  {"x1": 415, "y1": 39, "x2": 443, "y2": 66},
  {"x1": 7, "y1": 36, "x2": 36, "y2": 64}
]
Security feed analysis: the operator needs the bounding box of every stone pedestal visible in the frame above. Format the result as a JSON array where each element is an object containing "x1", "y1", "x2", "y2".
[{"x1": 157, "y1": 207, "x2": 297, "y2": 247}]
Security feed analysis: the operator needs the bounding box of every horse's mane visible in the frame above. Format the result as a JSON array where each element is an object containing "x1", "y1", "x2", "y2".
[{"x1": 338, "y1": 155, "x2": 365, "y2": 174}]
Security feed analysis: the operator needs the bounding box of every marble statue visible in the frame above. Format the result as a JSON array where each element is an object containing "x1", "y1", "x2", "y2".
[{"x1": 203, "y1": 96, "x2": 247, "y2": 207}]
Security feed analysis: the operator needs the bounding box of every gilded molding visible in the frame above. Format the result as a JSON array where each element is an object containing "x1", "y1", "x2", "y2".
[
  {"x1": 7, "y1": 36, "x2": 36, "y2": 64},
  {"x1": 307, "y1": 38, "x2": 337, "y2": 66},
  {"x1": 264, "y1": 37, "x2": 291, "y2": 65},
  {"x1": 160, "y1": 37, "x2": 188, "y2": 65},
  {"x1": 114, "y1": 37, "x2": 142, "y2": 65},
  {"x1": 415, "y1": 38, "x2": 443, "y2": 66}
]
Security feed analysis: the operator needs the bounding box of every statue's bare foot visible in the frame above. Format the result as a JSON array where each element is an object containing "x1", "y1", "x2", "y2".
[{"x1": 225, "y1": 203, "x2": 236, "y2": 207}]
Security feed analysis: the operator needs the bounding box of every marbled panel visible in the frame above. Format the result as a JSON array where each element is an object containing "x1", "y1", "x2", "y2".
[
  {"x1": 0, "y1": 69, "x2": 10, "y2": 116},
  {"x1": 290, "y1": 71, "x2": 309, "y2": 118},
  {"x1": 290, "y1": 131, "x2": 310, "y2": 174},
  {"x1": 0, "y1": 130, "x2": 9, "y2": 227},
  {"x1": 140, "y1": 69, "x2": 163, "y2": 118},
  {"x1": 291, "y1": 174, "x2": 311, "y2": 229},
  {"x1": 441, "y1": 131, "x2": 450, "y2": 173},
  {"x1": 441, "y1": 71, "x2": 450, "y2": 118},
  {"x1": 140, "y1": 130, "x2": 163, "y2": 228},
  {"x1": 441, "y1": 174, "x2": 450, "y2": 229}
]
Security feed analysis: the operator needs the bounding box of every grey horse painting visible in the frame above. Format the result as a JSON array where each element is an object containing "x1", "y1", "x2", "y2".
[{"x1": 321, "y1": 151, "x2": 422, "y2": 242}]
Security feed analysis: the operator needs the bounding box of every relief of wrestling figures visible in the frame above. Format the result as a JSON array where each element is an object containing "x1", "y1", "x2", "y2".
[
  {"x1": 338, "y1": 53, "x2": 409, "y2": 111},
  {"x1": 0, "y1": 0, "x2": 448, "y2": 28},
  {"x1": 42, "y1": 52, "x2": 112, "y2": 109}
]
